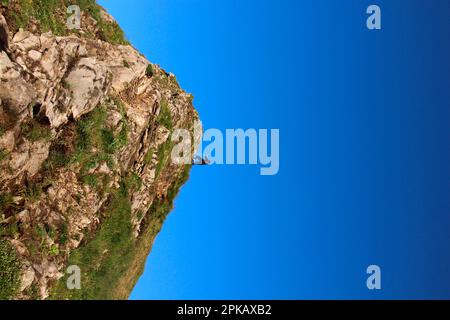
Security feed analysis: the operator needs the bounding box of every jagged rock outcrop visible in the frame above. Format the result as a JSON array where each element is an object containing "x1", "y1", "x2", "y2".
[{"x1": 0, "y1": 1, "x2": 199, "y2": 300}]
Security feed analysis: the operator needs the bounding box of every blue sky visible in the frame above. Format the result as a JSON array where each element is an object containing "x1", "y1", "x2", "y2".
[{"x1": 99, "y1": 0, "x2": 450, "y2": 299}]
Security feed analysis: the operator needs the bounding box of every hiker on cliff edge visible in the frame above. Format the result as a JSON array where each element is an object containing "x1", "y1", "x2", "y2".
[{"x1": 192, "y1": 155, "x2": 210, "y2": 165}]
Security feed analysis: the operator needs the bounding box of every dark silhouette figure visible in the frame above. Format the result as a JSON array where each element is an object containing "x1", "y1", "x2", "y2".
[
  {"x1": 192, "y1": 155, "x2": 210, "y2": 165},
  {"x1": 0, "y1": 14, "x2": 9, "y2": 53}
]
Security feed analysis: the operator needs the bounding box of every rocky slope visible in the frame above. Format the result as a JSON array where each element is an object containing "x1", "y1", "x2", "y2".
[{"x1": 0, "y1": 1, "x2": 199, "y2": 299}]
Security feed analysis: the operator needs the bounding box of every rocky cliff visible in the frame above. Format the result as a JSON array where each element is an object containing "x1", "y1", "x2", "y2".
[{"x1": 0, "y1": 0, "x2": 199, "y2": 300}]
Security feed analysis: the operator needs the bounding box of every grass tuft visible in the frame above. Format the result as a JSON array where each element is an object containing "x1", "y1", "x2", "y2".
[
  {"x1": 154, "y1": 139, "x2": 174, "y2": 178},
  {"x1": 4, "y1": 0, "x2": 129, "y2": 45},
  {"x1": 0, "y1": 148, "x2": 9, "y2": 162},
  {"x1": 145, "y1": 64, "x2": 153, "y2": 77},
  {"x1": 21, "y1": 120, "x2": 52, "y2": 142},
  {"x1": 0, "y1": 239, "x2": 21, "y2": 300},
  {"x1": 157, "y1": 98, "x2": 173, "y2": 130},
  {"x1": 0, "y1": 192, "x2": 14, "y2": 212}
]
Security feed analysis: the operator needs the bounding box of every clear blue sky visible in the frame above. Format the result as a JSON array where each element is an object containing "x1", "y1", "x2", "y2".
[{"x1": 99, "y1": 0, "x2": 450, "y2": 299}]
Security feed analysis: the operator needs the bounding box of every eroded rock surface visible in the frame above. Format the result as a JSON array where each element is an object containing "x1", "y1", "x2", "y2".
[{"x1": 0, "y1": 5, "x2": 199, "y2": 300}]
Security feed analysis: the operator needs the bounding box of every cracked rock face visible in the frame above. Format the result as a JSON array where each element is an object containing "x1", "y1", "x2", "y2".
[{"x1": 0, "y1": 8, "x2": 199, "y2": 300}]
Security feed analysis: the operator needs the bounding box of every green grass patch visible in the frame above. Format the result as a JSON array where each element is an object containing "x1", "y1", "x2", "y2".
[
  {"x1": 5, "y1": 0, "x2": 129, "y2": 44},
  {"x1": 73, "y1": 105, "x2": 108, "y2": 158},
  {"x1": 0, "y1": 222, "x2": 19, "y2": 238},
  {"x1": 48, "y1": 244, "x2": 59, "y2": 256},
  {"x1": 143, "y1": 147, "x2": 154, "y2": 165},
  {"x1": 25, "y1": 282, "x2": 40, "y2": 300},
  {"x1": 24, "y1": 183, "x2": 43, "y2": 202},
  {"x1": 69, "y1": 0, "x2": 129, "y2": 44},
  {"x1": 20, "y1": 222, "x2": 69, "y2": 261},
  {"x1": 124, "y1": 171, "x2": 142, "y2": 192},
  {"x1": 154, "y1": 139, "x2": 174, "y2": 179},
  {"x1": 0, "y1": 192, "x2": 14, "y2": 212},
  {"x1": 0, "y1": 239, "x2": 21, "y2": 300},
  {"x1": 21, "y1": 120, "x2": 52, "y2": 142},
  {"x1": 57, "y1": 223, "x2": 69, "y2": 246},
  {"x1": 157, "y1": 98, "x2": 173, "y2": 130},
  {"x1": 71, "y1": 101, "x2": 127, "y2": 177},
  {"x1": 97, "y1": 18, "x2": 128, "y2": 45},
  {"x1": 0, "y1": 148, "x2": 9, "y2": 162},
  {"x1": 50, "y1": 182, "x2": 135, "y2": 300},
  {"x1": 145, "y1": 64, "x2": 153, "y2": 77},
  {"x1": 39, "y1": 100, "x2": 128, "y2": 193},
  {"x1": 9, "y1": 0, "x2": 67, "y2": 34},
  {"x1": 81, "y1": 173, "x2": 99, "y2": 188}
]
